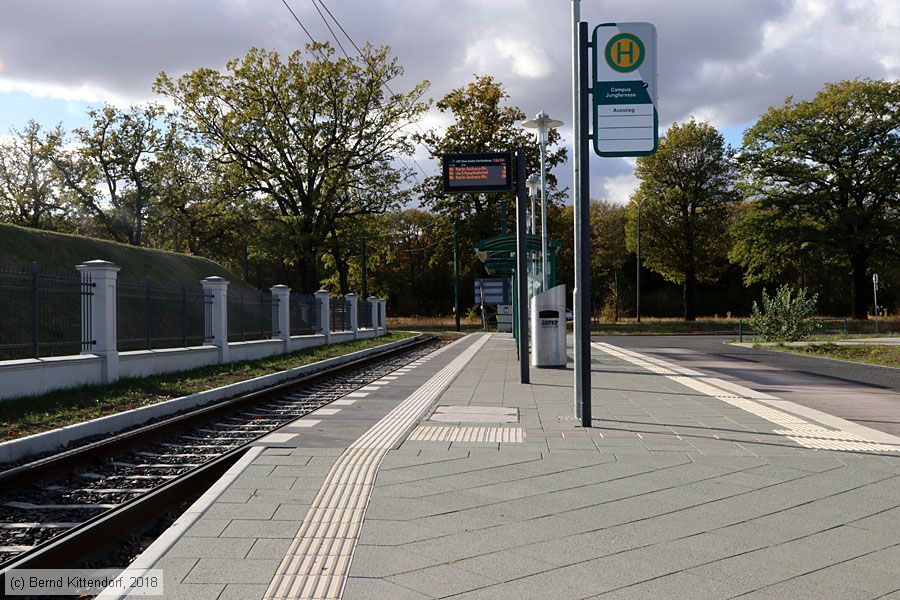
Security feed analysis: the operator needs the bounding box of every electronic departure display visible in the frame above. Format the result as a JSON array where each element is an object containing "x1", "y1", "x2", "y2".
[{"x1": 442, "y1": 152, "x2": 513, "y2": 194}]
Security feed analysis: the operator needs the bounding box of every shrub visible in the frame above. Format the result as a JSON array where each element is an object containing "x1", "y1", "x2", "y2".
[{"x1": 749, "y1": 285, "x2": 819, "y2": 342}]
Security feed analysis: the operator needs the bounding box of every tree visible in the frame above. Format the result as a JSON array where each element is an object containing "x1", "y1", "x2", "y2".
[
  {"x1": 47, "y1": 103, "x2": 168, "y2": 246},
  {"x1": 591, "y1": 200, "x2": 629, "y2": 320},
  {"x1": 625, "y1": 119, "x2": 739, "y2": 321},
  {"x1": 415, "y1": 76, "x2": 567, "y2": 305},
  {"x1": 155, "y1": 44, "x2": 429, "y2": 293},
  {"x1": 0, "y1": 121, "x2": 70, "y2": 229},
  {"x1": 737, "y1": 79, "x2": 900, "y2": 319}
]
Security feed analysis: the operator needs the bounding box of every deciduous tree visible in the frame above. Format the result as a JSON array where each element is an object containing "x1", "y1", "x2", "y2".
[
  {"x1": 736, "y1": 79, "x2": 900, "y2": 319},
  {"x1": 625, "y1": 119, "x2": 739, "y2": 321},
  {"x1": 155, "y1": 44, "x2": 429, "y2": 293}
]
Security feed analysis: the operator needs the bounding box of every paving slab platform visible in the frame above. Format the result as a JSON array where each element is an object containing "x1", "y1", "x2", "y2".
[{"x1": 121, "y1": 333, "x2": 900, "y2": 600}]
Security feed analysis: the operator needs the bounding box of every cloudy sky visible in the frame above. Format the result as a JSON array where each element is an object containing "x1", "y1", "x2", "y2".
[{"x1": 1, "y1": 0, "x2": 898, "y2": 203}]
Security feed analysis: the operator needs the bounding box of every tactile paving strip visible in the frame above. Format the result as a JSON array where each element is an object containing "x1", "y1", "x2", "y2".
[
  {"x1": 408, "y1": 425, "x2": 525, "y2": 443},
  {"x1": 263, "y1": 334, "x2": 491, "y2": 600},
  {"x1": 592, "y1": 342, "x2": 900, "y2": 454}
]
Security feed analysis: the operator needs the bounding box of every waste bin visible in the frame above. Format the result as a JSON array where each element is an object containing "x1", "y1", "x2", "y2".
[{"x1": 530, "y1": 284, "x2": 567, "y2": 367}]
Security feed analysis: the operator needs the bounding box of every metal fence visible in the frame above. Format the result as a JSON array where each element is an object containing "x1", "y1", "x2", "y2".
[
  {"x1": 358, "y1": 299, "x2": 373, "y2": 329},
  {"x1": 290, "y1": 293, "x2": 319, "y2": 335},
  {"x1": 330, "y1": 297, "x2": 351, "y2": 332},
  {"x1": 0, "y1": 262, "x2": 94, "y2": 360},
  {"x1": 116, "y1": 276, "x2": 212, "y2": 351},
  {"x1": 227, "y1": 287, "x2": 278, "y2": 342}
]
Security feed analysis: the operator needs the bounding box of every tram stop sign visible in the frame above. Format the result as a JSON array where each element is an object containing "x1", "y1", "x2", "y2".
[{"x1": 592, "y1": 22, "x2": 658, "y2": 157}]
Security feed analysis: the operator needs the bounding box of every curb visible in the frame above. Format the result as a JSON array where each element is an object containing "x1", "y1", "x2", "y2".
[{"x1": 0, "y1": 335, "x2": 418, "y2": 464}]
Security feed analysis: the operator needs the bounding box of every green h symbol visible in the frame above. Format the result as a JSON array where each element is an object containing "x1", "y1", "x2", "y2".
[{"x1": 616, "y1": 40, "x2": 634, "y2": 65}]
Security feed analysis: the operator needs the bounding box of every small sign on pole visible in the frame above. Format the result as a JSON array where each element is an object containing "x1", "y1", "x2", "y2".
[{"x1": 591, "y1": 22, "x2": 658, "y2": 157}]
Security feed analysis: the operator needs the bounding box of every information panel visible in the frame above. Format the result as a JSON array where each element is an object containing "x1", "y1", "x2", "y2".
[
  {"x1": 442, "y1": 152, "x2": 513, "y2": 194},
  {"x1": 592, "y1": 22, "x2": 658, "y2": 157}
]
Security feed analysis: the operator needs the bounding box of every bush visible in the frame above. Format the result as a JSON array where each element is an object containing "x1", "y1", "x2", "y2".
[{"x1": 749, "y1": 285, "x2": 819, "y2": 342}]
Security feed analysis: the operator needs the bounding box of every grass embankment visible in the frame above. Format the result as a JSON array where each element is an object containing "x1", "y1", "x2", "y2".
[
  {"x1": 0, "y1": 222, "x2": 241, "y2": 282},
  {"x1": 0, "y1": 331, "x2": 416, "y2": 442},
  {"x1": 760, "y1": 343, "x2": 900, "y2": 369}
]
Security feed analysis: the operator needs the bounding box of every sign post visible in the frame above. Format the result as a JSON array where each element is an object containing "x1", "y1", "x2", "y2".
[
  {"x1": 442, "y1": 151, "x2": 528, "y2": 384},
  {"x1": 574, "y1": 20, "x2": 657, "y2": 426}
]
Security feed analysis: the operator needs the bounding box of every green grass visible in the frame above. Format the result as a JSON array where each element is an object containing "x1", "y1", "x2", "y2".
[
  {"x1": 0, "y1": 222, "x2": 241, "y2": 283},
  {"x1": 0, "y1": 331, "x2": 416, "y2": 442},
  {"x1": 760, "y1": 343, "x2": 900, "y2": 369}
]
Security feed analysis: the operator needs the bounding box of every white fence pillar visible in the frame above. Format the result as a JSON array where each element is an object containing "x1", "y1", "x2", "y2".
[
  {"x1": 202, "y1": 276, "x2": 229, "y2": 363},
  {"x1": 270, "y1": 284, "x2": 291, "y2": 351},
  {"x1": 368, "y1": 296, "x2": 379, "y2": 331},
  {"x1": 315, "y1": 289, "x2": 330, "y2": 344},
  {"x1": 346, "y1": 293, "x2": 359, "y2": 340},
  {"x1": 77, "y1": 260, "x2": 120, "y2": 384},
  {"x1": 379, "y1": 299, "x2": 388, "y2": 333}
]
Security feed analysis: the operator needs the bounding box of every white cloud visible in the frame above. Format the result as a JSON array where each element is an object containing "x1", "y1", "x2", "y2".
[
  {"x1": 0, "y1": 77, "x2": 135, "y2": 107},
  {"x1": 494, "y1": 39, "x2": 555, "y2": 79}
]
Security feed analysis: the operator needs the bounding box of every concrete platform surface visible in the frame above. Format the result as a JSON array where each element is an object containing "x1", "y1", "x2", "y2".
[{"x1": 122, "y1": 334, "x2": 900, "y2": 600}]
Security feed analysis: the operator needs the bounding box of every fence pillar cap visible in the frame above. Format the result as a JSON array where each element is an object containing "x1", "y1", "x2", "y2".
[
  {"x1": 314, "y1": 289, "x2": 330, "y2": 296},
  {"x1": 367, "y1": 295, "x2": 379, "y2": 301},
  {"x1": 76, "y1": 259, "x2": 120, "y2": 272},
  {"x1": 346, "y1": 292, "x2": 357, "y2": 298},
  {"x1": 270, "y1": 284, "x2": 291, "y2": 292},
  {"x1": 202, "y1": 276, "x2": 229, "y2": 285}
]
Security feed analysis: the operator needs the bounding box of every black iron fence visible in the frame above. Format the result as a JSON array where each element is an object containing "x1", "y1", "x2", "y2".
[
  {"x1": 0, "y1": 262, "x2": 94, "y2": 360},
  {"x1": 330, "y1": 297, "x2": 351, "y2": 332},
  {"x1": 116, "y1": 276, "x2": 212, "y2": 351},
  {"x1": 227, "y1": 287, "x2": 278, "y2": 342},
  {"x1": 290, "y1": 293, "x2": 319, "y2": 336},
  {"x1": 358, "y1": 299, "x2": 373, "y2": 329}
]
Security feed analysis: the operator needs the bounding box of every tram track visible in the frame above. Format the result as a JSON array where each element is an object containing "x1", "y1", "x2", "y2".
[{"x1": 0, "y1": 333, "x2": 447, "y2": 574}]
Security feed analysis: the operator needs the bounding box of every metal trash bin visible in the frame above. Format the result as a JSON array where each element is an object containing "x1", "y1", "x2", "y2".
[{"x1": 530, "y1": 284, "x2": 567, "y2": 367}]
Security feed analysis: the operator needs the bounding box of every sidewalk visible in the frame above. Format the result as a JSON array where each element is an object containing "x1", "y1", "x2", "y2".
[{"x1": 136, "y1": 333, "x2": 900, "y2": 600}]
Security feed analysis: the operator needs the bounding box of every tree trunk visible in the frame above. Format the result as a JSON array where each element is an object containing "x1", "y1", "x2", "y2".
[
  {"x1": 683, "y1": 271, "x2": 697, "y2": 321},
  {"x1": 849, "y1": 253, "x2": 869, "y2": 320},
  {"x1": 300, "y1": 257, "x2": 318, "y2": 295}
]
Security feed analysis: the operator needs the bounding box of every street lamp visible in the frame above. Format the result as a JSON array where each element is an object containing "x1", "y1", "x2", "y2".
[
  {"x1": 636, "y1": 197, "x2": 645, "y2": 323},
  {"x1": 526, "y1": 173, "x2": 540, "y2": 234},
  {"x1": 522, "y1": 110, "x2": 564, "y2": 290}
]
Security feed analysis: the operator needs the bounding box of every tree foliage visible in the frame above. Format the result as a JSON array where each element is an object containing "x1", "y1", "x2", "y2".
[
  {"x1": 625, "y1": 119, "x2": 739, "y2": 320},
  {"x1": 0, "y1": 121, "x2": 70, "y2": 230},
  {"x1": 155, "y1": 43, "x2": 429, "y2": 292},
  {"x1": 47, "y1": 104, "x2": 169, "y2": 246},
  {"x1": 750, "y1": 285, "x2": 819, "y2": 342},
  {"x1": 735, "y1": 79, "x2": 900, "y2": 319}
]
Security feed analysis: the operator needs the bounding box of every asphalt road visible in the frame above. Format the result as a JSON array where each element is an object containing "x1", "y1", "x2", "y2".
[{"x1": 593, "y1": 335, "x2": 900, "y2": 438}]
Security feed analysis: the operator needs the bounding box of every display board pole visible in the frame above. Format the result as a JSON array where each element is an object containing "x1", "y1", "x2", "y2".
[
  {"x1": 575, "y1": 21, "x2": 592, "y2": 426},
  {"x1": 515, "y1": 149, "x2": 530, "y2": 385},
  {"x1": 453, "y1": 220, "x2": 461, "y2": 332}
]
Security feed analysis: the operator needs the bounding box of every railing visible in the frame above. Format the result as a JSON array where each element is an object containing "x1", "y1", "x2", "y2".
[
  {"x1": 116, "y1": 276, "x2": 212, "y2": 351},
  {"x1": 358, "y1": 299, "x2": 373, "y2": 329},
  {"x1": 330, "y1": 297, "x2": 350, "y2": 332},
  {"x1": 0, "y1": 263, "x2": 94, "y2": 360},
  {"x1": 227, "y1": 287, "x2": 278, "y2": 342},
  {"x1": 289, "y1": 293, "x2": 319, "y2": 336}
]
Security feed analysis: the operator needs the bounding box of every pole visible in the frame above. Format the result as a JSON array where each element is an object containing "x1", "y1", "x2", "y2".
[
  {"x1": 873, "y1": 273, "x2": 879, "y2": 334},
  {"x1": 453, "y1": 220, "x2": 461, "y2": 332},
  {"x1": 540, "y1": 136, "x2": 549, "y2": 290},
  {"x1": 515, "y1": 149, "x2": 530, "y2": 385},
  {"x1": 360, "y1": 237, "x2": 367, "y2": 299},
  {"x1": 636, "y1": 201, "x2": 642, "y2": 323},
  {"x1": 575, "y1": 20, "x2": 591, "y2": 427},
  {"x1": 530, "y1": 186, "x2": 536, "y2": 234},
  {"x1": 572, "y1": 0, "x2": 585, "y2": 418}
]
